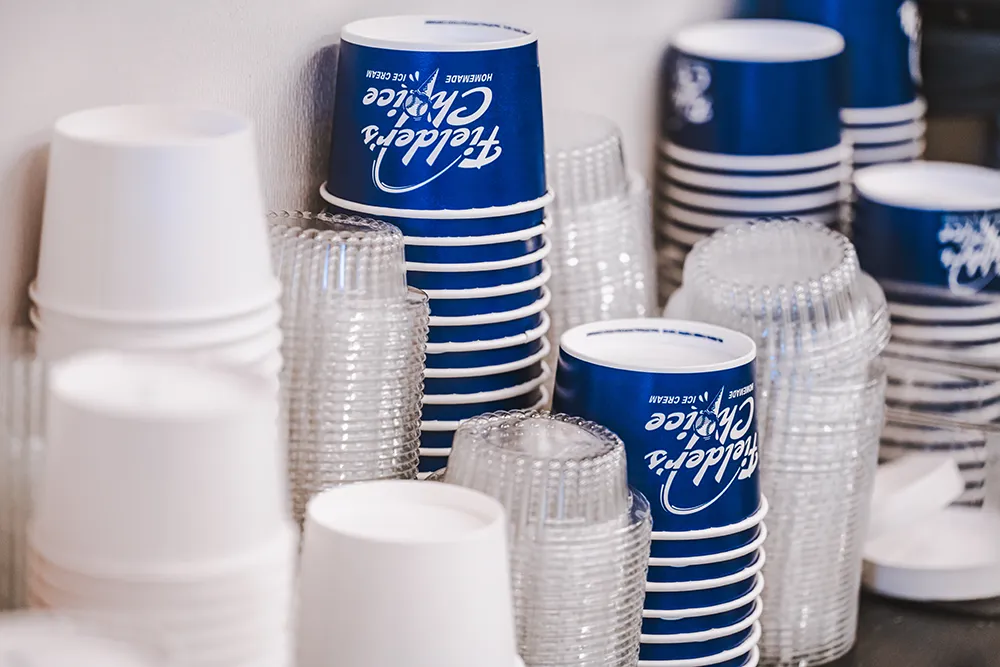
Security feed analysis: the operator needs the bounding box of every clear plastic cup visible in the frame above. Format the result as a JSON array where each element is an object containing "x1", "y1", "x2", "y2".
[{"x1": 545, "y1": 110, "x2": 629, "y2": 211}]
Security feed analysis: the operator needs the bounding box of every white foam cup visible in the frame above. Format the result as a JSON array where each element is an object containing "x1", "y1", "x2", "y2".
[{"x1": 296, "y1": 480, "x2": 518, "y2": 667}]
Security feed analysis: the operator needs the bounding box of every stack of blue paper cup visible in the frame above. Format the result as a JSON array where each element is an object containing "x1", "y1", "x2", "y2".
[
  {"x1": 553, "y1": 319, "x2": 766, "y2": 667},
  {"x1": 656, "y1": 19, "x2": 851, "y2": 296},
  {"x1": 320, "y1": 16, "x2": 553, "y2": 476},
  {"x1": 745, "y1": 0, "x2": 926, "y2": 169}
]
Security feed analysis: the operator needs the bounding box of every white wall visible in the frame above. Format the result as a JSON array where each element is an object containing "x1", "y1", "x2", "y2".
[{"x1": 0, "y1": 0, "x2": 733, "y2": 324}]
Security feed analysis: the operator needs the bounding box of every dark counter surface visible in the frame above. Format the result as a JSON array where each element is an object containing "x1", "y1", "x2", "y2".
[{"x1": 831, "y1": 593, "x2": 1000, "y2": 666}]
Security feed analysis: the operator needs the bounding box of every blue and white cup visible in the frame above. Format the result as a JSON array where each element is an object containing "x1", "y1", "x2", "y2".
[
  {"x1": 425, "y1": 311, "x2": 551, "y2": 369},
  {"x1": 425, "y1": 287, "x2": 550, "y2": 344},
  {"x1": 421, "y1": 360, "x2": 550, "y2": 422},
  {"x1": 420, "y1": 385, "x2": 550, "y2": 450},
  {"x1": 324, "y1": 16, "x2": 547, "y2": 213},
  {"x1": 640, "y1": 600, "x2": 762, "y2": 661},
  {"x1": 404, "y1": 219, "x2": 548, "y2": 263},
  {"x1": 424, "y1": 264, "x2": 551, "y2": 317},
  {"x1": 406, "y1": 240, "x2": 550, "y2": 290},
  {"x1": 663, "y1": 19, "x2": 845, "y2": 157},
  {"x1": 853, "y1": 162, "x2": 1000, "y2": 298},
  {"x1": 642, "y1": 573, "x2": 764, "y2": 634},
  {"x1": 325, "y1": 200, "x2": 549, "y2": 238},
  {"x1": 423, "y1": 337, "x2": 550, "y2": 396},
  {"x1": 644, "y1": 549, "x2": 766, "y2": 611},
  {"x1": 553, "y1": 319, "x2": 761, "y2": 533}
]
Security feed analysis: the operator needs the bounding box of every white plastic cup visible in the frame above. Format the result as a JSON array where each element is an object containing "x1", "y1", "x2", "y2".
[
  {"x1": 296, "y1": 480, "x2": 518, "y2": 667},
  {"x1": 34, "y1": 105, "x2": 280, "y2": 322},
  {"x1": 30, "y1": 352, "x2": 292, "y2": 576}
]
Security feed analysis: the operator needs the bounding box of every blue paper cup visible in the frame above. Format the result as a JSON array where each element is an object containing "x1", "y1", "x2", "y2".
[
  {"x1": 404, "y1": 221, "x2": 547, "y2": 263},
  {"x1": 639, "y1": 599, "x2": 762, "y2": 661},
  {"x1": 644, "y1": 551, "x2": 765, "y2": 611},
  {"x1": 853, "y1": 162, "x2": 1000, "y2": 297},
  {"x1": 638, "y1": 626, "x2": 761, "y2": 667},
  {"x1": 325, "y1": 198, "x2": 548, "y2": 238},
  {"x1": 758, "y1": 0, "x2": 922, "y2": 110},
  {"x1": 425, "y1": 312, "x2": 550, "y2": 369},
  {"x1": 406, "y1": 240, "x2": 550, "y2": 290},
  {"x1": 642, "y1": 574, "x2": 764, "y2": 634},
  {"x1": 424, "y1": 359, "x2": 545, "y2": 395},
  {"x1": 663, "y1": 182, "x2": 846, "y2": 215},
  {"x1": 852, "y1": 139, "x2": 925, "y2": 166},
  {"x1": 663, "y1": 20, "x2": 844, "y2": 157},
  {"x1": 553, "y1": 319, "x2": 761, "y2": 533},
  {"x1": 424, "y1": 263, "x2": 550, "y2": 317},
  {"x1": 418, "y1": 450, "x2": 449, "y2": 474},
  {"x1": 425, "y1": 287, "x2": 550, "y2": 343},
  {"x1": 647, "y1": 524, "x2": 768, "y2": 583},
  {"x1": 660, "y1": 202, "x2": 841, "y2": 234},
  {"x1": 660, "y1": 141, "x2": 850, "y2": 176},
  {"x1": 324, "y1": 16, "x2": 546, "y2": 212},
  {"x1": 421, "y1": 361, "x2": 550, "y2": 421},
  {"x1": 662, "y1": 160, "x2": 847, "y2": 194},
  {"x1": 420, "y1": 384, "x2": 549, "y2": 450}
]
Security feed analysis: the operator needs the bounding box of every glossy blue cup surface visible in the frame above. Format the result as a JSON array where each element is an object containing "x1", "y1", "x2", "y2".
[
  {"x1": 553, "y1": 321, "x2": 761, "y2": 532},
  {"x1": 424, "y1": 360, "x2": 545, "y2": 395},
  {"x1": 663, "y1": 155, "x2": 845, "y2": 178},
  {"x1": 649, "y1": 524, "x2": 761, "y2": 559},
  {"x1": 647, "y1": 550, "x2": 759, "y2": 583},
  {"x1": 639, "y1": 624, "x2": 754, "y2": 661},
  {"x1": 427, "y1": 311, "x2": 544, "y2": 344},
  {"x1": 326, "y1": 19, "x2": 545, "y2": 211},
  {"x1": 425, "y1": 337, "x2": 545, "y2": 369},
  {"x1": 644, "y1": 569, "x2": 759, "y2": 611},
  {"x1": 642, "y1": 600, "x2": 756, "y2": 635},
  {"x1": 422, "y1": 388, "x2": 543, "y2": 422},
  {"x1": 428, "y1": 287, "x2": 542, "y2": 317},
  {"x1": 405, "y1": 233, "x2": 544, "y2": 263},
  {"x1": 408, "y1": 260, "x2": 544, "y2": 290},
  {"x1": 418, "y1": 454, "x2": 449, "y2": 474},
  {"x1": 327, "y1": 204, "x2": 546, "y2": 238},
  {"x1": 420, "y1": 429, "x2": 457, "y2": 449}
]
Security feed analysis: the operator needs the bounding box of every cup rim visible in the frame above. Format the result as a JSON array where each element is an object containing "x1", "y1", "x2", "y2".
[
  {"x1": 649, "y1": 524, "x2": 768, "y2": 568},
  {"x1": 426, "y1": 311, "x2": 550, "y2": 354},
  {"x1": 660, "y1": 202, "x2": 839, "y2": 230},
  {"x1": 890, "y1": 319, "x2": 1000, "y2": 344},
  {"x1": 643, "y1": 573, "x2": 764, "y2": 620},
  {"x1": 854, "y1": 160, "x2": 1000, "y2": 211},
  {"x1": 558, "y1": 318, "x2": 757, "y2": 374},
  {"x1": 640, "y1": 598, "x2": 761, "y2": 645},
  {"x1": 672, "y1": 19, "x2": 844, "y2": 63},
  {"x1": 637, "y1": 624, "x2": 761, "y2": 667},
  {"x1": 341, "y1": 15, "x2": 537, "y2": 52},
  {"x1": 646, "y1": 549, "x2": 766, "y2": 593},
  {"x1": 419, "y1": 447, "x2": 451, "y2": 457},
  {"x1": 662, "y1": 162, "x2": 848, "y2": 194},
  {"x1": 403, "y1": 220, "x2": 549, "y2": 247},
  {"x1": 650, "y1": 497, "x2": 768, "y2": 541},
  {"x1": 852, "y1": 139, "x2": 925, "y2": 164},
  {"x1": 660, "y1": 140, "x2": 850, "y2": 172},
  {"x1": 406, "y1": 239, "x2": 551, "y2": 273},
  {"x1": 320, "y1": 183, "x2": 554, "y2": 219},
  {"x1": 422, "y1": 262, "x2": 552, "y2": 299},
  {"x1": 422, "y1": 361, "x2": 550, "y2": 405},
  {"x1": 663, "y1": 183, "x2": 845, "y2": 213},
  {"x1": 887, "y1": 293, "x2": 1000, "y2": 323},
  {"x1": 424, "y1": 337, "x2": 550, "y2": 378},
  {"x1": 421, "y1": 387, "x2": 549, "y2": 431},
  {"x1": 844, "y1": 119, "x2": 927, "y2": 145},
  {"x1": 428, "y1": 287, "x2": 550, "y2": 326},
  {"x1": 841, "y1": 98, "x2": 927, "y2": 125}
]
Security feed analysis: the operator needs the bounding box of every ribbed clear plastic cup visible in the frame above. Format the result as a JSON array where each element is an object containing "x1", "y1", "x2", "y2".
[{"x1": 546, "y1": 111, "x2": 629, "y2": 212}]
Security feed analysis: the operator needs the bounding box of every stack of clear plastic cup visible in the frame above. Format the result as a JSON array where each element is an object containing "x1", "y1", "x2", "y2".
[
  {"x1": 655, "y1": 20, "x2": 853, "y2": 302},
  {"x1": 443, "y1": 411, "x2": 650, "y2": 667},
  {"x1": 31, "y1": 106, "x2": 282, "y2": 384},
  {"x1": 545, "y1": 111, "x2": 658, "y2": 380},
  {"x1": 0, "y1": 329, "x2": 46, "y2": 611},
  {"x1": 27, "y1": 353, "x2": 296, "y2": 667},
  {"x1": 0, "y1": 613, "x2": 176, "y2": 667},
  {"x1": 269, "y1": 212, "x2": 427, "y2": 521},
  {"x1": 674, "y1": 220, "x2": 889, "y2": 665}
]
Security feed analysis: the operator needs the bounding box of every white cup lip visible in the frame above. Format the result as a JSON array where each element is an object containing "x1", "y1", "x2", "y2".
[
  {"x1": 422, "y1": 362, "x2": 550, "y2": 405},
  {"x1": 426, "y1": 311, "x2": 550, "y2": 354},
  {"x1": 887, "y1": 295, "x2": 1000, "y2": 323},
  {"x1": 649, "y1": 524, "x2": 768, "y2": 568},
  {"x1": 841, "y1": 98, "x2": 927, "y2": 125},
  {"x1": 54, "y1": 104, "x2": 253, "y2": 148},
  {"x1": 341, "y1": 15, "x2": 537, "y2": 52},
  {"x1": 852, "y1": 140, "x2": 925, "y2": 164},
  {"x1": 891, "y1": 320, "x2": 1000, "y2": 344},
  {"x1": 884, "y1": 373, "x2": 1000, "y2": 404},
  {"x1": 660, "y1": 140, "x2": 850, "y2": 172},
  {"x1": 664, "y1": 183, "x2": 845, "y2": 213},
  {"x1": 320, "y1": 183, "x2": 554, "y2": 220},
  {"x1": 651, "y1": 498, "x2": 769, "y2": 541},
  {"x1": 419, "y1": 447, "x2": 451, "y2": 457},
  {"x1": 637, "y1": 624, "x2": 761, "y2": 667},
  {"x1": 424, "y1": 336, "x2": 551, "y2": 378},
  {"x1": 854, "y1": 161, "x2": 1000, "y2": 211},
  {"x1": 885, "y1": 339, "x2": 1000, "y2": 364},
  {"x1": 672, "y1": 19, "x2": 844, "y2": 63},
  {"x1": 421, "y1": 387, "x2": 549, "y2": 430},
  {"x1": 404, "y1": 220, "x2": 549, "y2": 247},
  {"x1": 660, "y1": 202, "x2": 839, "y2": 231},
  {"x1": 663, "y1": 162, "x2": 848, "y2": 193},
  {"x1": 29, "y1": 281, "x2": 282, "y2": 325},
  {"x1": 422, "y1": 263, "x2": 552, "y2": 299},
  {"x1": 304, "y1": 479, "x2": 506, "y2": 543},
  {"x1": 407, "y1": 239, "x2": 551, "y2": 273},
  {"x1": 428, "y1": 288, "x2": 550, "y2": 326},
  {"x1": 665, "y1": 223, "x2": 706, "y2": 247},
  {"x1": 640, "y1": 599, "x2": 762, "y2": 645},
  {"x1": 844, "y1": 120, "x2": 927, "y2": 145},
  {"x1": 558, "y1": 318, "x2": 757, "y2": 375},
  {"x1": 643, "y1": 574, "x2": 764, "y2": 620},
  {"x1": 646, "y1": 550, "x2": 766, "y2": 593}
]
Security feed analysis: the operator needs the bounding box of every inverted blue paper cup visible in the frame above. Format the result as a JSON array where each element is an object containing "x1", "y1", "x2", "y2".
[
  {"x1": 642, "y1": 574, "x2": 763, "y2": 634},
  {"x1": 425, "y1": 314, "x2": 549, "y2": 369},
  {"x1": 660, "y1": 141, "x2": 850, "y2": 176},
  {"x1": 418, "y1": 452, "x2": 449, "y2": 474},
  {"x1": 760, "y1": 0, "x2": 922, "y2": 109},
  {"x1": 650, "y1": 524, "x2": 761, "y2": 559},
  {"x1": 424, "y1": 359, "x2": 545, "y2": 395},
  {"x1": 659, "y1": 202, "x2": 840, "y2": 234},
  {"x1": 424, "y1": 262, "x2": 550, "y2": 317},
  {"x1": 647, "y1": 525, "x2": 766, "y2": 582},
  {"x1": 426, "y1": 286, "x2": 550, "y2": 343},
  {"x1": 325, "y1": 16, "x2": 546, "y2": 211},
  {"x1": 637, "y1": 625, "x2": 761, "y2": 667},
  {"x1": 553, "y1": 319, "x2": 761, "y2": 533},
  {"x1": 639, "y1": 600, "x2": 761, "y2": 661},
  {"x1": 420, "y1": 430, "x2": 457, "y2": 449},
  {"x1": 644, "y1": 551, "x2": 765, "y2": 611},
  {"x1": 662, "y1": 182, "x2": 845, "y2": 215},
  {"x1": 663, "y1": 20, "x2": 844, "y2": 156},
  {"x1": 422, "y1": 363, "x2": 549, "y2": 421},
  {"x1": 325, "y1": 198, "x2": 548, "y2": 238},
  {"x1": 407, "y1": 240, "x2": 550, "y2": 290},
  {"x1": 420, "y1": 384, "x2": 549, "y2": 449},
  {"x1": 404, "y1": 225, "x2": 546, "y2": 263},
  {"x1": 853, "y1": 162, "x2": 1000, "y2": 297}
]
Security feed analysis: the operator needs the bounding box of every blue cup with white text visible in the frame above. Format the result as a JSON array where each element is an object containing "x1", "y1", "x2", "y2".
[
  {"x1": 325, "y1": 16, "x2": 546, "y2": 213},
  {"x1": 853, "y1": 162, "x2": 1000, "y2": 298},
  {"x1": 663, "y1": 19, "x2": 845, "y2": 157},
  {"x1": 553, "y1": 319, "x2": 761, "y2": 533}
]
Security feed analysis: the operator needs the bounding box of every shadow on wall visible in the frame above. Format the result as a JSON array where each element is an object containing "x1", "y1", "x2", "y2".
[
  {"x1": 0, "y1": 146, "x2": 47, "y2": 327},
  {"x1": 307, "y1": 43, "x2": 340, "y2": 213}
]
